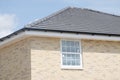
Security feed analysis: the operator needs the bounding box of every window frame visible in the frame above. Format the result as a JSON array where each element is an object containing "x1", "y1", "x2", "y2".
[{"x1": 60, "y1": 39, "x2": 83, "y2": 69}]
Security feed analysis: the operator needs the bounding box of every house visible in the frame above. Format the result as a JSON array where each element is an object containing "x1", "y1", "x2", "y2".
[{"x1": 0, "y1": 7, "x2": 120, "y2": 80}]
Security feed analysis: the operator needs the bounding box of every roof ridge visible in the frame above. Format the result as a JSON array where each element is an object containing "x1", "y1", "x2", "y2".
[
  {"x1": 25, "y1": 7, "x2": 71, "y2": 27},
  {"x1": 75, "y1": 7, "x2": 120, "y2": 17},
  {"x1": 68, "y1": 7, "x2": 120, "y2": 17},
  {"x1": 25, "y1": 7, "x2": 120, "y2": 27}
]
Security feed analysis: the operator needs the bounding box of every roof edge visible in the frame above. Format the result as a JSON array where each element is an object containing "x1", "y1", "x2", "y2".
[
  {"x1": 1, "y1": 27, "x2": 120, "y2": 43},
  {"x1": 25, "y1": 7, "x2": 71, "y2": 27}
]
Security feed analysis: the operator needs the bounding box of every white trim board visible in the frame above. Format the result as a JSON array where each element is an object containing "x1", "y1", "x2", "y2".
[{"x1": 0, "y1": 30, "x2": 120, "y2": 49}]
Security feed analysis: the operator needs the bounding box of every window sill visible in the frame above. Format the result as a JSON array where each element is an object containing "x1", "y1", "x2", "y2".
[{"x1": 61, "y1": 66, "x2": 83, "y2": 70}]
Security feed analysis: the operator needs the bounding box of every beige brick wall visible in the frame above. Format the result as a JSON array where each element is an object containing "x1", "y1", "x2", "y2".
[
  {"x1": 30, "y1": 37, "x2": 120, "y2": 80},
  {"x1": 0, "y1": 39, "x2": 31, "y2": 80},
  {"x1": 0, "y1": 37, "x2": 120, "y2": 80}
]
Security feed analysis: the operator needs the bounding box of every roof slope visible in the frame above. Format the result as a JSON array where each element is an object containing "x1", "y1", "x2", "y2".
[{"x1": 26, "y1": 7, "x2": 120, "y2": 35}]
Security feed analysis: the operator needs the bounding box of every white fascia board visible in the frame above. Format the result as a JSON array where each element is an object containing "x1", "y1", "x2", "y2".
[
  {"x1": 26, "y1": 31, "x2": 120, "y2": 41},
  {"x1": 0, "y1": 32, "x2": 27, "y2": 49},
  {"x1": 0, "y1": 30, "x2": 120, "y2": 49}
]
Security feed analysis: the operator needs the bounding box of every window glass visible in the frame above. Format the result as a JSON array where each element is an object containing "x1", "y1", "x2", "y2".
[{"x1": 61, "y1": 40, "x2": 81, "y2": 67}]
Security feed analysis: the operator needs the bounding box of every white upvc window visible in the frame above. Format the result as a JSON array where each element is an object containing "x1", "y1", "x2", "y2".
[{"x1": 61, "y1": 39, "x2": 82, "y2": 69}]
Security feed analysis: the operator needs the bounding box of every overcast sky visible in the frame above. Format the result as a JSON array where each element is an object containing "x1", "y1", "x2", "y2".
[{"x1": 0, "y1": 0, "x2": 120, "y2": 38}]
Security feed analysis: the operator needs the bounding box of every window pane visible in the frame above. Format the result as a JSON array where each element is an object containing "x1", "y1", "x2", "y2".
[
  {"x1": 76, "y1": 54, "x2": 80, "y2": 59},
  {"x1": 67, "y1": 54, "x2": 71, "y2": 59},
  {"x1": 67, "y1": 47, "x2": 70, "y2": 52},
  {"x1": 71, "y1": 47, "x2": 74, "y2": 52},
  {"x1": 67, "y1": 59, "x2": 71, "y2": 65},
  {"x1": 62, "y1": 54, "x2": 66, "y2": 59},
  {"x1": 71, "y1": 41, "x2": 74, "y2": 46},
  {"x1": 76, "y1": 59, "x2": 80, "y2": 65},
  {"x1": 75, "y1": 42, "x2": 79, "y2": 47},
  {"x1": 63, "y1": 59, "x2": 66, "y2": 65},
  {"x1": 62, "y1": 41, "x2": 66, "y2": 46},
  {"x1": 62, "y1": 47, "x2": 66, "y2": 52},
  {"x1": 66, "y1": 41, "x2": 70, "y2": 46},
  {"x1": 71, "y1": 54, "x2": 75, "y2": 59},
  {"x1": 76, "y1": 48, "x2": 80, "y2": 52},
  {"x1": 72, "y1": 60, "x2": 75, "y2": 65}
]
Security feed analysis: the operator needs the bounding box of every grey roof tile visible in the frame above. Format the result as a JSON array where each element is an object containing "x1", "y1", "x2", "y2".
[{"x1": 25, "y1": 7, "x2": 120, "y2": 35}]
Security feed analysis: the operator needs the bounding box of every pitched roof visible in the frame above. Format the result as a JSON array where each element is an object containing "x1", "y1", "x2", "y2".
[{"x1": 25, "y1": 7, "x2": 120, "y2": 35}]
